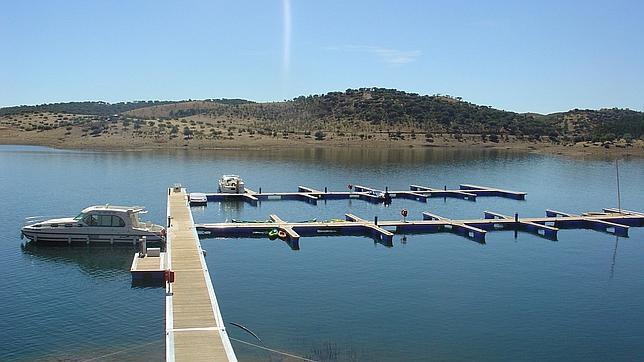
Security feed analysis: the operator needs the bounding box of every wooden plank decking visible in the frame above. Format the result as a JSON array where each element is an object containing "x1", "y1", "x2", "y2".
[
  {"x1": 166, "y1": 188, "x2": 236, "y2": 361},
  {"x1": 130, "y1": 252, "x2": 166, "y2": 272}
]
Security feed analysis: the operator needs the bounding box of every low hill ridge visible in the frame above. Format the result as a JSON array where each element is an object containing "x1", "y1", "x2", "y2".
[{"x1": 1, "y1": 88, "x2": 642, "y2": 142}]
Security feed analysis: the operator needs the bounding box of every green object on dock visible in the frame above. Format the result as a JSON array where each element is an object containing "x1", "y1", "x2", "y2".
[{"x1": 268, "y1": 229, "x2": 279, "y2": 240}]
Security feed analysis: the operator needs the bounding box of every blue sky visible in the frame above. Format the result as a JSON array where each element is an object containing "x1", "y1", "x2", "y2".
[{"x1": 1, "y1": 0, "x2": 643, "y2": 113}]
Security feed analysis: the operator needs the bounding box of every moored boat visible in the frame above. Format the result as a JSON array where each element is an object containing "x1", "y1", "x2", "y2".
[
  {"x1": 21, "y1": 205, "x2": 166, "y2": 245},
  {"x1": 189, "y1": 192, "x2": 208, "y2": 206},
  {"x1": 218, "y1": 175, "x2": 245, "y2": 194}
]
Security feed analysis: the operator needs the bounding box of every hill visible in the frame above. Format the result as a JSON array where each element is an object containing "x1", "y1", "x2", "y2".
[
  {"x1": 122, "y1": 88, "x2": 644, "y2": 142},
  {"x1": 0, "y1": 89, "x2": 642, "y2": 156},
  {"x1": 0, "y1": 100, "x2": 180, "y2": 117}
]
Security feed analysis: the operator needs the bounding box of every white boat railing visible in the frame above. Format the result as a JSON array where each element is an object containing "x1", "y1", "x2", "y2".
[{"x1": 22, "y1": 216, "x2": 69, "y2": 227}]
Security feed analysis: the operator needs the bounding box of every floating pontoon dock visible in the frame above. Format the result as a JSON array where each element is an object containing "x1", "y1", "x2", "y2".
[
  {"x1": 196, "y1": 208, "x2": 644, "y2": 248},
  {"x1": 130, "y1": 249, "x2": 166, "y2": 284},
  {"x1": 128, "y1": 183, "x2": 642, "y2": 360},
  {"x1": 200, "y1": 183, "x2": 527, "y2": 206},
  {"x1": 165, "y1": 187, "x2": 236, "y2": 361}
]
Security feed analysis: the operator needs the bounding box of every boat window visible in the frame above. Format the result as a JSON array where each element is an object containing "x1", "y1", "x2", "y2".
[
  {"x1": 82, "y1": 214, "x2": 125, "y2": 227},
  {"x1": 112, "y1": 215, "x2": 125, "y2": 227},
  {"x1": 83, "y1": 214, "x2": 98, "y2": 226},
  {"x1": 73, "y1": 213, "x2": 85, "y2": 221},
  {"x1": 98, "y1": 215, "x2": 113, "y2": 227}
]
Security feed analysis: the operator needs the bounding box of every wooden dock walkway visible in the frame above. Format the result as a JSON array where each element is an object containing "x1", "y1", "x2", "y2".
[
  {"x1": 200, "y1": 183, "x2": 527, "y2": 206},
  {"x1": 166, "y1": 187, "x2": 236, "y2": 361},
  {"x1": 196, "y1": 209, "x2": 644, "y2": 247}
]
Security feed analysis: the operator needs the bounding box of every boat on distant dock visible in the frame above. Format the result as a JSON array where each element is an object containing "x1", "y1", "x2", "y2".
[
  {"x1": 21, "y1": 205, "x2": 166, "y2": 244},
  {"x1": 189, "y1": 192, "x2": 208, "y2": 206},
  {"x1": 218, "y1": 175, "x2": 245, "y2": 194}
]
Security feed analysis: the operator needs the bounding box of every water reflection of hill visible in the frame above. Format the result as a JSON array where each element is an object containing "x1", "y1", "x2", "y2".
[
  {"x1": 164, "y1": 147, "x2": 530, "y2": 167},
  {"x1": 21, "y1": 242, "x2": 136, "y2": 278}
]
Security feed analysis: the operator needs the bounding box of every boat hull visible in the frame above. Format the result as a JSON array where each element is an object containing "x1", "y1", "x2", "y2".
[
  {"x1": 217, "y1": 187, "x2": 245, "y2": 194},
  {"x1": 21, "y1": 229, "x2": 164, "y2": 244}
]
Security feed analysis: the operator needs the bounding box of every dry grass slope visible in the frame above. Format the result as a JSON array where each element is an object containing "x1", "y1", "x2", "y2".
[{"x1": 1, "y1": 89, "x2": 642, "y2": 157}]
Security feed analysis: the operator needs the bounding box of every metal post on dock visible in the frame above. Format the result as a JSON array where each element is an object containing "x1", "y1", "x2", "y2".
[
  {"x1": 324, "y1": 187, "x2": 328, "y2": 193},
  {"x1": 515, "y1": 213, "x2": 519, "y2": 222},
  {"x1": 374, "y1": 216, "x2": 378, "y2": 225},
  {"x1": 385, "y1": 186, "x2": 388, "y2": 192},
  {"x1": 259, "y1": 187, "x2": 262, "y2": 194},
  {"x1": 616, "y1": 159, "x2": 622, "y2": 213},
  {"x1": 444, "y1": 185, "x2": 447, "y2": 191},
  {"x1": 139, "y1": 236, "x2": 147, "y2": 257}
]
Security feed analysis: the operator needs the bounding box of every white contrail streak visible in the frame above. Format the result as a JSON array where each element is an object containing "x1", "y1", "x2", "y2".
[{"x1": 282, "y1": 0, "x2": 291, "y2": 74}]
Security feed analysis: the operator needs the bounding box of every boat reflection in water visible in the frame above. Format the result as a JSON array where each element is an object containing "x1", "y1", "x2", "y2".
[
  {"x1": 19, "y1": 242, "x2": 153, "y2": 286},
  {"x1": 21, "y1": 242, "x2": 134, "y2": 273}
]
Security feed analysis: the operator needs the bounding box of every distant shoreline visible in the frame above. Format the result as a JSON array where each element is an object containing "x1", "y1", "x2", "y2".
[
  {"x1": 1, "y1": 128, "x2": 642, "y2": 159},
  {"x1": 2, "y1": 89, "x2": 643, "y2": 163},
  {"x1": 2, "y1": 93, "x2": 643, "y2": 160}
]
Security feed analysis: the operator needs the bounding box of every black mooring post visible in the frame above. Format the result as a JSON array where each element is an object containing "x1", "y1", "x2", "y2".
[
  {"x1": 444, "y1": 185, "x2": 447, "y2": 191},
  {"x1": 259, "y1": 187, "x2": 262, "y2": 194},
  {"x1": 324, "y1": 186, "x2": 327, "y2": 193},
  {"x1": 374, "y1": 216, "x2": 378, "y2": 225},
  {"x1": 385, "y1": 186, "x2": 388, "y2": 192},
  {"x1": 515, "y1": 213, "x2": 519, "y2": 222}
]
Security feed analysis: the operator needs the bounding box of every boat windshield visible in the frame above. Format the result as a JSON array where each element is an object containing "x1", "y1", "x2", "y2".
[
  {"x1": 73, "y1": 213, "x2": 85, "y2": 221},
  {"x1": 131, "y1": 213, "x2": 142, "y2": 227}
]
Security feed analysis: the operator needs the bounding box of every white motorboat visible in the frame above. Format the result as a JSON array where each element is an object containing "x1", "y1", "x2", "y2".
[
  {"x1": 218, "y1": 175, "x2": 245, "y2": 194},
  {"x1": 189, "y1": 192, "x2": 208, "y2": 205},
  {"x1": 21, "y1": 205, "x2": 166, "y2": 244}
]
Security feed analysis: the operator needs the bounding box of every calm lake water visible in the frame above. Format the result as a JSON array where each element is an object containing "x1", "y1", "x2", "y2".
[{"x1": 1, "y1": 145, "x2": 643, "y2": 361}]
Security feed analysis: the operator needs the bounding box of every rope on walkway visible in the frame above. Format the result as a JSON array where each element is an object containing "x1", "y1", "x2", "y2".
[{"x1": 229, "y1": 337, "x2": 318, "y2": 362}]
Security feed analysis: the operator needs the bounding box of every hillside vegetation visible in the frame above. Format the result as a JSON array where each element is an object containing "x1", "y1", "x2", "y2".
[
  {"x1": 1, "y1": 89, "x2": 642, "y2": 148},
  {"x1": 123, "y1": 88, "x2": 644, "y2": 142},
  {"x1": 0, "y1": 101, "x2": 179, "y2": 117}
]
